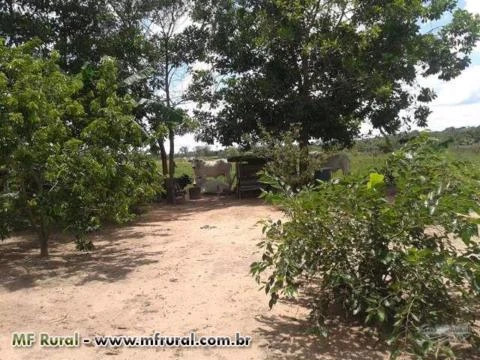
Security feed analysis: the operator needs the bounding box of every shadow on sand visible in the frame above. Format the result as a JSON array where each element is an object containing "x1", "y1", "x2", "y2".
[
  {"x1": 254, "y1": 313, "x2": 387, "y2": 360},
  {"x1": 137, "y1": 195, "x2": 268, "y2": 223},
  {"x1": 0, "y1": 231, "x2": 164, "y2": 292},
  {"x1": 0, "y1": 196, "x2": 267, "y2": 293}
]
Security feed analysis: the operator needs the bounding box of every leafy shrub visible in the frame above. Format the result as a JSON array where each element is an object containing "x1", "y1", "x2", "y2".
[
  {"x1": 252, "y1": 135, "x2": 480, "y2": 358},
  {"x1": 0, "y1": 40, "x2": 162, "y2": 255},
  {"x1": 254, "y1": 125, "x2": 327, "y2": 192}
]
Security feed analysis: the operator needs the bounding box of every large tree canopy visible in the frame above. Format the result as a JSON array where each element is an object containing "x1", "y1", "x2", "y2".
[
  {"x1": 0, "y1": 0, "x2": 152, "y2": 75},
  {"x1": 190, "y1": 0, "x2": 480, "y2": 147}
]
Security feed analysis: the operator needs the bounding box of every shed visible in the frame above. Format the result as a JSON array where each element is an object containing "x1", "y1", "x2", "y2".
[{"x1": 227, "y1": 155, "x2": 269, "y2": 199}]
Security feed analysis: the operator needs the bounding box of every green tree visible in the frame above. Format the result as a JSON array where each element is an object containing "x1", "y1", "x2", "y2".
[
  {"x1": 138, "y1": 0, "x2": 203, "y2": 204},
  {"x1": 1, "y1": 1, "x2": 204, "y2": 204},
  {"x1": 190, "y1": 0, "x2": 480, "y2": 148},
  {"x1": 0, "y1": 40, "x2": 161, "y2": 256},
  {"x1": 178, "y1": 146, "x2": 189, "y2": 156}
]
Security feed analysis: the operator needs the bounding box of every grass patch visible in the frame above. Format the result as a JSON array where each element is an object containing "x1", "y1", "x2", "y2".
[
  {"x1": 171, "y1": 147, "x2": 479, "y2": 182},
  {"x1": 449, "y1": 147, "x2": 480, "y2": 165},
  {"x1": 174, "y1": 159, "x2": 195, "y2": 178}
]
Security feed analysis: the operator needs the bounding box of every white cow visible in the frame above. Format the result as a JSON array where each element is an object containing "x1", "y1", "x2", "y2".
[
  {"x1": 322, "y1": 153, "x2": 350, "y2": 175},
  {"x1": 191, "y1": 159, "x2": 233, "y2": 190},
  {"x1": 201, "y1": 178, "x2": 231, "y2": 195}
]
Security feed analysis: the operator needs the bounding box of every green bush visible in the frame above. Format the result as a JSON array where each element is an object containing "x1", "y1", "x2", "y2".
[
  {"x1": 0, "y1": 40, "x2": 162, "y2": 255},
  {"x1": 252, "y1": 135, "x2": 480, "y2": 358},
  {"x1": 254, "y1": 126, "x2": 327, "y2": 192}
]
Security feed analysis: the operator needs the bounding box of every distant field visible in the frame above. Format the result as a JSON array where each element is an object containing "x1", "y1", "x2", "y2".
[
  {"x1": 173, "y1": 153, "x2": 387, "y2": 178},
  {"x1": 347, "y1": 148, "x2": 480, "y2": 176},
  {"x1": 171, "y1": 146, "x2": 480, "y2": 181},
  {"x1": 174, "y1": 159, "x2": 195, "y2": 178},
  {"x1": 174, "y1": 159, "x2": 237, "y2": 192},
  {"x1": 348, "y1": 152, "x2": 388, "y2": 175},
  {"x1": 450, "y1": 147, "x2": 480, "y2": 165}
]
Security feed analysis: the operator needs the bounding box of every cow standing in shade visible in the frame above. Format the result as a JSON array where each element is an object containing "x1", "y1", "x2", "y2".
[
  {"x1": 190, "y1": 159, "x2": 233, "y2": 191},
  {"x1": 322, "y1": 153, "x2": 351, "y2": 175}
]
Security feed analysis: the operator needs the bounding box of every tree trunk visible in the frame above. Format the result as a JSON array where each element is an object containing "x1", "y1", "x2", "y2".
[
  {"x1": 38, "y1": 217, "x2": 49, "y2": 257},
  {"x1": 298, "y1": 134, "x2": 310, "y2": 174},
  {"x1": 26, "y1": 176, "x2": 50, "y2": 257},
  {"x1": 166, "y1": 126, "x2": 176, "y2": 204},
  {"x1": 163, "y1": 35, "x2": 176, "y2": 205},
  {"x1": 39, "y1": 236, "x2": 48, "y2": 257},
  {"x1": 159, "y1": 140, "x2": 168, "y2": 176}
]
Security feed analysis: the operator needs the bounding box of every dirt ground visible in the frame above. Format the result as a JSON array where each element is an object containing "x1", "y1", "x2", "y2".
[{"x1": 0, "y1": 197, "x2": 391, "y2": 360}]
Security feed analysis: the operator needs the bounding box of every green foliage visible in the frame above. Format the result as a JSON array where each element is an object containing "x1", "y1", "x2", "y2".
[
  {"x1": 354, "y1": 126, "x2": 480, "y2": 154},
  {"x1": 451, "y1": 147, "x2": 480, "y2": 166},
  {"x1": 129, "y1": 0, "x2": 203, "y2": 203},
  {"x1": 192, "y1": 145, "x2": 215, "y2": 158},
  {"x1": 0, "y1": 41, "x2": 161, "y2": 255},
  {"x1": 0, "y1": 0, "x2": 153, "y2": 74},
  {"x1": 347, "y1": 151, "x2": 388, "y2": 176},
  {"x1": 192, "y1": 0, "x2": 480, "y2": 148},
  {"x1": 252, "y1": 134, "x2": 480, "y2": 357},
  {"x1": 174, "y1": 159, "x2": 195, "y2": 179},
  {"x1": 254, "y1": 126, "x2": 326, "y2": 192}
]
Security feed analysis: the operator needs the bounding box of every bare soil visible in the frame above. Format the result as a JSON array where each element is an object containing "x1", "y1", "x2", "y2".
[{"x1": 0, "y1": 197, "x2": 389, "y2": 359}]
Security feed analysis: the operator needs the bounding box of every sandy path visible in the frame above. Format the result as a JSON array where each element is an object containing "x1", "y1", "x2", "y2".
[{"x1": 0, "y1": 197, "x2": 387, "y2": 359}]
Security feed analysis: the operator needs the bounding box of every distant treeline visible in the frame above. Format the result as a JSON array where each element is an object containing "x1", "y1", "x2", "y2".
[
  {"x1": 176, "y1": 126, "x2": 480, "y2": 158},
  {"x1": 175, "y1": 145, "x2": 241, "y2": 159},
  {"x1": 354, "y1": 126, "x2": 480, "y2": 153}
]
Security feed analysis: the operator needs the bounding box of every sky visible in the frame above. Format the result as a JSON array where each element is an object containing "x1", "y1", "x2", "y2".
[
  {"x1": 417, "y1": 0, "x2": 480, "y2": 131},
  {"x1": 172, "y1": 1, "x2": 480, "y2": 152}
]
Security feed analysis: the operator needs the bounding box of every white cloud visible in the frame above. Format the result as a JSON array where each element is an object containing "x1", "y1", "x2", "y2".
[
  {"x1": 414, "y1": 2, "x2": 480, "y2": 132},
  {"x1": 165, "y1": 134, "x2": 223, "y2": 153},
  {"x1": 148, "y1": 13, "x2": 192, "y2": 36},
  {"x1": 192, "y1": 61, "x2": 211, "y2": 72},
  {"x1": 175, "y1": 13, "x2": 193, "y2": 34},
  {"x1": 171, "y1": 133, "x2": 209, "y2": 151},
  {"x1": 465, "y1": 0, "x2": 480, "y2": 15},
  {"x1": 412, "y1": 64, "x2": 480, "y2": 132},
  {"x1": 427, "y1": 102, "x2": 480, "y2": 130},
  {"x1": 422, "y1": 65, "x2": 480, "y2": 106}
]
